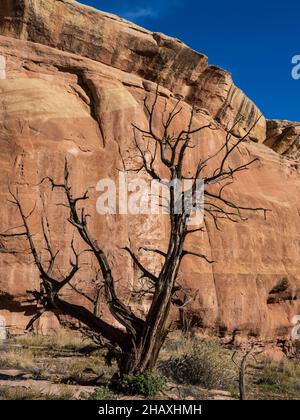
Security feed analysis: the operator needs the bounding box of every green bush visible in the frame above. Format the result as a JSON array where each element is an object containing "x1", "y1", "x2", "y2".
[
  {"x1": 120, "y1": 372, "x2": 166, "y2": 397},
  {"x1": 87, "y1": 387, "x2": 113, "y2": 400},
  {"x1": 159, "y1": 339, "x2": 236, "y2": 390}
]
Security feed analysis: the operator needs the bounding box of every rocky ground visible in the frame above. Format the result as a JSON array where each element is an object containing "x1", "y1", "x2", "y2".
[{"x1": 0, "y1": 331, "x2": 299, "y2": 400}]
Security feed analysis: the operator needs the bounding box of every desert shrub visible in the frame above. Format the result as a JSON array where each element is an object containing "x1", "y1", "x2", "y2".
[
  {"x1": 87, "y1": 387, "x2": 114, "y2": 400},
  {"x1": 120, "y1": 372, "x2": 166, "y2": 397},
  {"x1": 0, "y1": 348, "x2": 35, "y2": 370},
  {"x1": 159, "y1": 339, "x2": 236, "y2": 390},
  {"x1": 14, "y1": 334, "x2": 45, "y2": 348}
]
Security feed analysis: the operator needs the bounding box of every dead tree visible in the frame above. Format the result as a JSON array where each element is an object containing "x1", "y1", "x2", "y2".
[
  {"x1": 0, "y1": 90, "x2": 267, "y2": 377},
  {"x1": 232, "y1": 344, "x2": 260, "y2": 400}
]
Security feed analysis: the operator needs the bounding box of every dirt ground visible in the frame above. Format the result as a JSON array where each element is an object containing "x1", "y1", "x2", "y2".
[{"x1": 0, "y1": 332, "x2": 299, "y2": 400}]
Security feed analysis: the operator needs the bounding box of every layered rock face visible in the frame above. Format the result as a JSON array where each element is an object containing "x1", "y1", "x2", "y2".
[
  {"x1": 265, "y1": 120, "x2": 300, "y2": 161},
  {"x1": 0, "y1": 0, "x2": 299, "y2": 346},
  {"x1": 0, "y1": 0, "x2": 266, "y2": 142}
]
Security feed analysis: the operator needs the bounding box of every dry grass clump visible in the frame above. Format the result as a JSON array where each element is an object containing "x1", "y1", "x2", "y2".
[
  {"x1": 251, "y1": 357, "x2": 300, "y2": 399},
  {"x1": 0, "y1": 348, "x2": 35, "y2": 370},
  {"x1": 0, "y1": 385, "x2": 75, "y2": 400},
  {"x1": 159, "y1": 338, "x2": 237, "y2": 390},
  {"x1": 50, "y1": 354, "x2": 115, "y2": 385},
  {"x1": 15, "y1": 329, "x2": 88, "y2": 351}
]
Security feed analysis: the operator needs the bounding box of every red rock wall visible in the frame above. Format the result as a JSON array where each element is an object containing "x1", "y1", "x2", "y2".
[{"x1": 0, "y1": 0, "x2": 299, "y2": 343}]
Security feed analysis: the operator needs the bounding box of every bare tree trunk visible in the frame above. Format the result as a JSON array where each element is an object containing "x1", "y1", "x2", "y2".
[
  {"x1": 232, "y1": 346, "x2": 255, "y2": 401},
  {"x1": 239, "y1": 356, "x2": 247, "y2": 400}
]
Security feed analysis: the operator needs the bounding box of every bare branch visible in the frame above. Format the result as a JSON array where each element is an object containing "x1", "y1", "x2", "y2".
[
  {"x1": 123, "y1": 247, "x2": 158, "y2": 283},
  {"x1": 181, "y1": 250, "x2": 214, "y2": 264},
  {"x1": 139, "y1": 246, "x2": 167, "y2": 258}
]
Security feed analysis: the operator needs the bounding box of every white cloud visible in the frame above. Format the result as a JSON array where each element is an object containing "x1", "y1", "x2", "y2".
[{"x1": 123, "y1": 7, "x2": 157, "y2": 20}]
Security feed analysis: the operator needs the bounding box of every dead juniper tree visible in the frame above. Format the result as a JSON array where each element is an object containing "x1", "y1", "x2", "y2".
[
  {"x1": 0, "y1": 91, "x2": 267, "y2": 376},
  {"x1": 232, "y1": 344, "x2": 262, "y2": 400}
]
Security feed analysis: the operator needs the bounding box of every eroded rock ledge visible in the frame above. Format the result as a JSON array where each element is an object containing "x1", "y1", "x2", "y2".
[
  {"x1": 0, "y1": 0, "x2": 266, "y2": 143},
  {"x1": 265, "y1": 120, "x2": 300, "y2": 161}
]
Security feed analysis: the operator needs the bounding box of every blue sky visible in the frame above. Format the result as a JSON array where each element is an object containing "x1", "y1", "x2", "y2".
[{"x1": 80, "y1": 0, "x2": 300, "y2": 122}]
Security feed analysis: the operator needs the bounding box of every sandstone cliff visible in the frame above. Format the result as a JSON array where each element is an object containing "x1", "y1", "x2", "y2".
[
  {"x1": 265, "y1": 120, "x2": 300, "y2": 161},
  {"x1": 0, "y1": 0, "x2": 266, "y2": 142},
  {"x1": 0, "y1": 0, "x2": 299, "y2": 349}
]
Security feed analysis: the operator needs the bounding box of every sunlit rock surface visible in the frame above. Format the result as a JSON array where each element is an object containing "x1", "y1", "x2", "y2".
[{"x1": 0, "y1": 0, "x2": 299, "y2": 348}]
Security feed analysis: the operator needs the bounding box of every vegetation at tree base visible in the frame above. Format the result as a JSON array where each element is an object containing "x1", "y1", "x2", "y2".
[
  {"x1": 160, "y1": 339, "x2": 236, "y2": 390},
  {"x1": 118, "y1": 372, "x2": 166, "y2": 398},
  {"x1": 0, "y1": 332, "x2": 299, "y2": 400}
]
